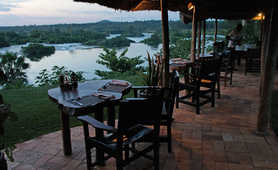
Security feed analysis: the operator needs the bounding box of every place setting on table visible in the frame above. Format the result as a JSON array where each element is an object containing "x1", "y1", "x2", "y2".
[{"x1": 67, "y1": 80, "x2": 130, "y2": 108}]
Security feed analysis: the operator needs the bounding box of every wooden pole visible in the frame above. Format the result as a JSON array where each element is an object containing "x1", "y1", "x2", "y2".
[
  {"x1": 260, "y1": 14, "x2": 267, "y2": 96},
  {"x1": 257, "y1": 7, "x2": 278, "y2": 133},
  {"x1": 160, "y1": 0, "x2": 170, "y2": 87},
  {"x1": 191, "y1": 6, "x2": 198, "y2": 62},
  {"x1": 197, "y1": 20, "x2": 202, "y2": 58},
  {"x1": 214, "y1": 19, "x2": 218, "y2": 43},
  {"x1": 201, "y1": 20, "x2": 206, "y2": 56}
]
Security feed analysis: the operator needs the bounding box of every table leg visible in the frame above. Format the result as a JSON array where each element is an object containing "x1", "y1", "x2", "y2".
[
  {"x1": 107, "y1": 102, "x2": 115, "y2": 127},
  {"x1": 95, "y1": 106, "x2": 105, "y2": 166},
  {"x1": 61, "y1": 110, "x2": 72, "y2": 156}
]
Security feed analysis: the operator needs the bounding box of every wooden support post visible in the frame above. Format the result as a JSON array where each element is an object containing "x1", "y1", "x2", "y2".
[
  {"x1": 191, "y1": 6, "x2": 198, "y2": 62},
  {"x1": 197, "y1": 20, "x2": 202, "y2": 58},
  {"x1": 160, "y1": 0, "x2": 170, "y2": 87},
  {"x1": 214, "y1": 19, "x2": 218, "y2": 43},
  {"x1": 260, "y1": 13, "x2": 268, "y2": 96},
  {"x1": 257, "y1": 7, "x2": 278, "y2": 133},
  {"x1": 201, "y1": 20, "x2": 206, "y2": 56}
]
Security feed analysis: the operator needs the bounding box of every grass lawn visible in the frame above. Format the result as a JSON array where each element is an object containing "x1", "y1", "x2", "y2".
[{"x1": 1, "y1": 86, "x2": 82, "y2": 145}]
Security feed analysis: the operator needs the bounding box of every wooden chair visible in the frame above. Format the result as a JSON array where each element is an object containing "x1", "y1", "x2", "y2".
[
  {"x1": 219, "y1": 50, "x2": 235, "y2": 86},
  {"x1": 245, "y1": 48, "x2": 261, "y2": 75},
  {"x1": 77, "y1": 92, "x2": 163, "y2": 170},
  {"x1": 131, "y1": 70, "x2": 179, "y2": 153},
  {"x1": 176, "y1": 59, "x2": 218, "y2": 114},
  {"x1": 198, "y1": 56, "x2": 222, "y2": 99}
]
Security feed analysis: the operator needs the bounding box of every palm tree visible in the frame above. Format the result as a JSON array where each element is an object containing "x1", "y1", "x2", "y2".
[{"x1": 0, "y1": 52, "x2": 29, "y2": 85}]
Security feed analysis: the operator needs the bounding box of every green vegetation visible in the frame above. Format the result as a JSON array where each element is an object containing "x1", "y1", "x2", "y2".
[
  {"x1": 95, "y1": 48, "x2": 144, "y2": 78},
  {"x1": 170, "y1": 39, "x2": 191, "y2": 59},
  {"x1": 21, "y1": 43, "x2": 55, "y2": 61},
  {"x1": 35, "y1": 66, "x2": 85, "y2": 87},
  {"x1": 141, "y1": 32, "x2": 162, "y2": 48},
  {"x1": 0, "y1": 34, "x2": 10, "y2": 48},
  {"x1": 0, "y1": 52, "x2": 29, "y2": 87},
  {"x1": 0, "y1": 95, "x2": 17, "y2": 161},
  {"x1": 241, "y1": 21, "x2": 261, "y2": 45},
  {"x1": 0, "y1": 87, "x2": 81, "y2": 146},
  {"x1": 84, "y1": 36, "x2": 134, "y2": 48}
]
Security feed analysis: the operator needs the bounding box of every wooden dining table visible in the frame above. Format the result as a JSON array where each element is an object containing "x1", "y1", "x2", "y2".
[{"x1": 48, "y1": 80, "x2": 131, "y2": 164}]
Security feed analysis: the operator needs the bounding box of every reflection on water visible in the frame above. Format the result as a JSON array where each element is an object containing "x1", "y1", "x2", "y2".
[{"x1": 0, "y1": 33, "x2": 160, "y2": 85}]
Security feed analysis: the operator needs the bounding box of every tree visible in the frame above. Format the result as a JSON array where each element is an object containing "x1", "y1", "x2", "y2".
[
  {"x1": 169, "y1": 39, "x2": 191, "y2": 59},
  {"x1": 0, "y1": 34, "x2": 10, "y2": 48},
  {"x1": 0, "y1": 52, "x2": 29, "y2": 86},
  {"x1": 95, "y1": 48, "x2": 144, "y2": 78},
  {"x1": 21, "y1": 43, "x2": 55, "y2": 61}
]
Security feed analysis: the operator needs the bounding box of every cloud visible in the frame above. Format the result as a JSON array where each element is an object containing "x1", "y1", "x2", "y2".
[
  {"x1": 0, "y1": 0, "x2": 179, "y2": 26},
  {"x1": 0, "y1": 3, "x2": 15, "y2": 12}
]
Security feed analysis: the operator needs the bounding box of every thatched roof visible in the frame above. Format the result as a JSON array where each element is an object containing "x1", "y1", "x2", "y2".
[
  {"x1": 74, "y1": 0, "x2": 274, "y2": 20},
  {"x1": 74, "y1": 0, "x2": 187, "y2": 12}
]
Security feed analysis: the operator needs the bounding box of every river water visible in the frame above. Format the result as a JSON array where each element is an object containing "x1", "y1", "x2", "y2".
[{"x1": 0, "y1": 33, "x2": 162, "y2": 85}]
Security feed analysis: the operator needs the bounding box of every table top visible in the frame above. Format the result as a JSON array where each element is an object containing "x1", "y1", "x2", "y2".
[
  {"x1": 170, "y1": 58, "x2": 193, "y2": 71},
  {"x1": 48, "y1": 80, "x2": 132, "y2": 115}
]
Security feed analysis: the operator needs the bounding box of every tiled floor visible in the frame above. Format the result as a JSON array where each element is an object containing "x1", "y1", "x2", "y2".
[{"x1": 7, "y1": 65, "x2": 278, "y2": 170}]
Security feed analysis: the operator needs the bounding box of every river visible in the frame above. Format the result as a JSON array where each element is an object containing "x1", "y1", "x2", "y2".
[{"x1": 0, "y1": 33, "x2": 162, "y2": 85}]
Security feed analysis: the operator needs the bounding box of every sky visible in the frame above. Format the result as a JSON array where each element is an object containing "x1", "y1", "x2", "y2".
[{"x1": 0, "y1": 0, "x2": 180, "y2": 26}]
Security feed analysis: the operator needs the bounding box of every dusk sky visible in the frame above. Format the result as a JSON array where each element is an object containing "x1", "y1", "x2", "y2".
[{"x1": 0, "y1": 0, "x2": 180, "y2": 26}]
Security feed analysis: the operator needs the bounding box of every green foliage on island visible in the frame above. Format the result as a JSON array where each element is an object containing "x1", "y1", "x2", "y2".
[
  {"x1": 84, "y1": 36, "x2": 134, "y2": 48},
  {"x1": 0, "y1": 34, "x2": 10, "y2": 48},
  {"x1": 95, "y1": 48, "x2": 144, "y2": 78},
  {"x1": 0, "y1": 52, "x2": 29, "y2": 87},
  {"x1": 21, "y1": 43, "x2": 55, "y2": 61},
  {"x1": 141, "y1": 32, "x2": 162, "y2": 48}
]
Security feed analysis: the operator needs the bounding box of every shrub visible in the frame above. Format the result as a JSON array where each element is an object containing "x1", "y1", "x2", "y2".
[
  {"x1": 95, "y1": 48, "x2": 144, "y2": 78},
  {"x1": 35, "y1": 66, "x2": 85, "y2": 86},
  {"x1": 0, "y1": 52, "x2": 29, "y2": 87}
]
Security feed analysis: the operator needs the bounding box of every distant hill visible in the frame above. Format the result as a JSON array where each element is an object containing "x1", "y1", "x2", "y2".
[{"x1": 0, "y1": 20, "x2": 224, "y2": 34}]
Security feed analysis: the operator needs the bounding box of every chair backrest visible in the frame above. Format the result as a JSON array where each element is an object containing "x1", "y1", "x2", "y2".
[
  {"x1": 219, "y1": 50, "x2": 234, "y2": 71},
  {"x1": 213, "y1": 41, "x2": 226, "y2": 55},
  {"x1": 118, "y1": 90, "x2": 163, "y2": 133},
  {"x1": 199, "y1": 58, "x2": 221, "y2": 81},
  {"x1": 163, "y1": 70, "x2": 179, "y2": 118}
]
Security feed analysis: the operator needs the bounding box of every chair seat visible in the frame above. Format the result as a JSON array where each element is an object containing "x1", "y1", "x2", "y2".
[{"x1": 201, "y1": 79, "x2": 212, "y2": 83}]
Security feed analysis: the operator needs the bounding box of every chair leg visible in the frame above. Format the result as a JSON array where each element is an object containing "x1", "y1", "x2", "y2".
[
  {"x1": 230, "y1": 72, "x2": 233, "y2": 85},
  {"x1": 167, "y1": 124, "x2": 172, "y2": 153},
  {"x1": 211, "y1": 84, "x2": 215, "y2": 107},
  {"x1": 217, "y1": 78, "x2": 221, "y2": 99},
  {"x1": 124, "y1": 146, "x2": 129, "y2": 161},
  {"x1": 116, "y1": 153, "x2": 124, "y2": 170},
  {"x1": 196, "y1": 90, "x2": 200, "y2": 115},
  {"x1": 154, "y1": 141, "x2": 160, "y2": 170},
  {"x1": 176, "y1": 90, "x2": 179, "y2": 108},
  {"x1": 83, "y1": 124, "x2": 92, "y2": 170},
  {"x1": 224, "y1": 72, "x2": 227, "y2": 87}
]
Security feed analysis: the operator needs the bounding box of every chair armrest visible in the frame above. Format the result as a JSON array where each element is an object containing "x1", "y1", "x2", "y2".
[
  {"x1": 77, "y1": 115, "x2": 117, "y2": 133},
  {"x1": 123, "y1": 98, "x2": 148, "y2": 102},
  {"x1": 131, "y1": 86, "x2": 161, "y2": 90}
]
